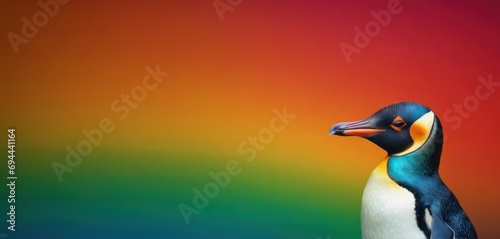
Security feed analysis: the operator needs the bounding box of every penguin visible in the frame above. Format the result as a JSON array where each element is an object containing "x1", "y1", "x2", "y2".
[{"x1": 329, "y1": 102, "x2": 477, "y2": 239}]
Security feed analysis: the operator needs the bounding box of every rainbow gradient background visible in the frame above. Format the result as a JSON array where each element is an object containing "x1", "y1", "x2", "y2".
[{"x1": 1, "y1": 0, "x2": 499, "y2": 238}]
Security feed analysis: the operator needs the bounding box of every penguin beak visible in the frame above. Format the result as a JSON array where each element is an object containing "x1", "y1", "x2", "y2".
[{"x1": 330, "y1": 119, "x2": 385, "y2": 137}]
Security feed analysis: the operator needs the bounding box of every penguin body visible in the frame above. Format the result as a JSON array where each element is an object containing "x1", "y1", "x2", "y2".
[
  {"x1": 362, "y1": 158, "x2": 427, "y2": 239},
  {"x1": 330, "y1": 102, "x2": 477, "y2": 239}
]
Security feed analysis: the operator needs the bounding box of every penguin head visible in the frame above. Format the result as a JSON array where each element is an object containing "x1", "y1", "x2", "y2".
[{"x1": 330, "y1": 102, "x2": 440, "y2": 156}]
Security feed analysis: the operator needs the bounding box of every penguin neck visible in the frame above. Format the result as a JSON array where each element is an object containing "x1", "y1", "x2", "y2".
[{"x1": 386, "y1": 118, "x2": 443, "y2": 185}]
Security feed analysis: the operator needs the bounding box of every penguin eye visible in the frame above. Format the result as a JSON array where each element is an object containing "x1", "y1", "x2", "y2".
[
  {"x1": 393, "y1": 120, "x2": 405, "y2": 127},
  {"x1": 391, "y1": 116, "x2": 406, "y2": 131}
]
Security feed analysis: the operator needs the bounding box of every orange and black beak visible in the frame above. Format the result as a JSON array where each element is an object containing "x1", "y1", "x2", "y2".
[{"x1": 330, "y1": 119, "x2": 385, "y2": 137}]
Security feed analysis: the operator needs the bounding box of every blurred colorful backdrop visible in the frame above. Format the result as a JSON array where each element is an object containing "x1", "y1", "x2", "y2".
[{"x1": 1, "y1": 0, "x2": 499, "y2": 238}]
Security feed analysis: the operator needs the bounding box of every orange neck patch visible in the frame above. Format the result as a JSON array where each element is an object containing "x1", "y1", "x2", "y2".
[{"x1": 374, "y1": 157, "x2": 400, "y2": 188}]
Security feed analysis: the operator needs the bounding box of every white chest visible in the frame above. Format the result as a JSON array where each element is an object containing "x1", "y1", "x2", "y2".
[{"x1": 361, "y1": 160, "x2": 427, "y2": 239}]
